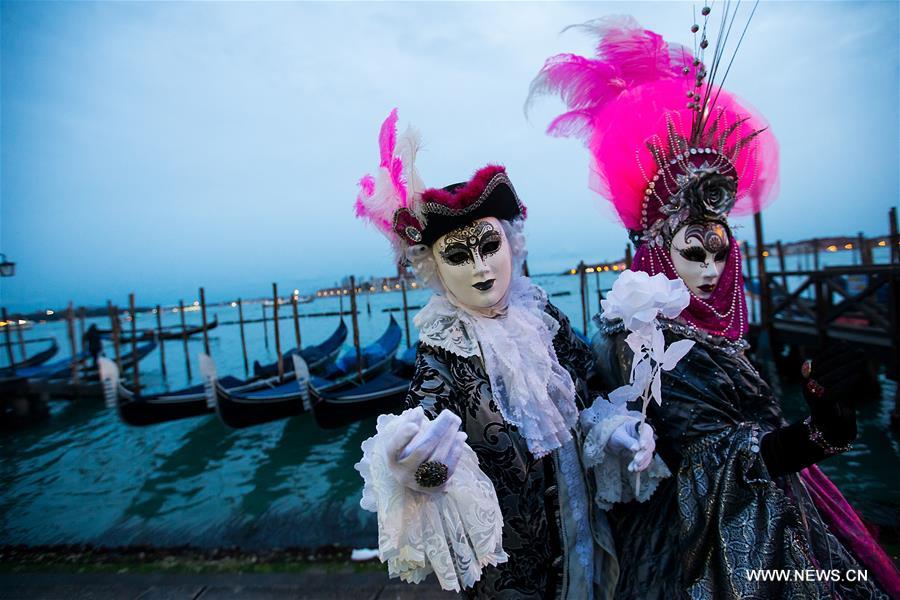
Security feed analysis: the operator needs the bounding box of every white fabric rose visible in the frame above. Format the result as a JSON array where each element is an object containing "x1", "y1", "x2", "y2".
[{"x1": 600, "y1": 269, "x2": 691, "y2": 331}]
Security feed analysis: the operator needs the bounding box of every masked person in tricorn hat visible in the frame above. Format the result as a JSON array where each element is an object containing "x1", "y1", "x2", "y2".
[{"x1": 353, "y1": 110, "x2": 664, "y2": 599}]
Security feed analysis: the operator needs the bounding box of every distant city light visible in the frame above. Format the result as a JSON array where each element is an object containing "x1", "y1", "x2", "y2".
[
  {"x1": 762, "y1": 251, "x2": 769, "y2": 257},
  {"x1": 844, "y1": 243, "x2": 853, "y2": 250},
  {"x1": 585, "y1": 267, "x2": 595, "y2": 273},
  {"x1": 878, "y1": 240, "x2": 887, "y2": 247},
  {"x1": 231, "y1": 302, "x2": 237, "y2": 307},
  {"x1": 46, "y1": 309, "x2": 54, "y2": 316},
  {"x1": 569, "y1": 268, "x2": 577, "y2": 275},
  {"x1": 193, "y1": 301, "x2": 200, "y2": 306},
  {"x1": 826, "y1": 245, "x2": 838, "y2": 252},
  {"x1": 293, "y1": 289, "x2": 299, "y2": 296}
]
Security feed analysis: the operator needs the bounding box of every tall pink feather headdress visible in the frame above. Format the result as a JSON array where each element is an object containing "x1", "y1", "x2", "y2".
[
  {"x1": 528, "y1": 10, "x2": 780, "y2": 341},
  {"x1": 354, "y1": 108, "x2": 425, "y2": 258},
  {"x1": 528, "y1": 13, "x2": 779, "y2": 247}
]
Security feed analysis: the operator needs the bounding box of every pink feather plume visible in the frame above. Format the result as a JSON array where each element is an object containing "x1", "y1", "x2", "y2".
[
  {"x1": 355, "y1": 109, "x2": 424, "y2": 249},
  {"x1": 528, "y1": 16, "x2": 779, "y2": 229}
]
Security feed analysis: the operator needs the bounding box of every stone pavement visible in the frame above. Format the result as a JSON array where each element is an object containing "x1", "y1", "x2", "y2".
[{"x1": 0, "y1": 572, "x2": 458, "y2": 599}]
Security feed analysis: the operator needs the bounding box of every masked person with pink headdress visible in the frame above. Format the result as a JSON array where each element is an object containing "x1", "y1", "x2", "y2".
[
  {"x1": 529, "y1": 10, "x2": 899, "y2": 600},
  {"x1": 352, "y1": 110, "x2": 666, "y2": 599}
]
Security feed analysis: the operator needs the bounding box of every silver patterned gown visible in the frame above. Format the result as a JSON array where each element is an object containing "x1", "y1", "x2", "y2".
[
  {"x1": 593, "y1": 317, "x2": 892, "y2": 599},
  {"x1": 404, "y1": 302, "x2": 611, "y2": 599}
]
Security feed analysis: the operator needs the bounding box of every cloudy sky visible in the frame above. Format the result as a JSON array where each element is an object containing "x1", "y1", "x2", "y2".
[{"x1": 1, "y1": 1, "x2": 897, "y2": 312}]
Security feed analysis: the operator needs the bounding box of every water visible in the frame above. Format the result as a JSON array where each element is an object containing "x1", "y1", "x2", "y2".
[{"x1": 1, "y1": 256, "x2": 898, "y2": 551}]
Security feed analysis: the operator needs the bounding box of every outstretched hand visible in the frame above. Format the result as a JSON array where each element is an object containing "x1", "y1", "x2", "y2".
[
  {"x1": 385, "y1": 409, "x2": 468, "y2": 493},
  {"x1": 609, "y1": 420, "x2": 656, "y2": 472}
]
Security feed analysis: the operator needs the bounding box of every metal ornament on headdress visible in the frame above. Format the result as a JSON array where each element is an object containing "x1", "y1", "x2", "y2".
[{"x1": 526, "y1": 3, "x2": 779, "y2": 247}]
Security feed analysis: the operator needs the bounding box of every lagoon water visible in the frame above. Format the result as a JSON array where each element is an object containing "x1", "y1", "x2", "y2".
[{"x1": 1, "y1": 252, "x2": 898, "y2": 551}]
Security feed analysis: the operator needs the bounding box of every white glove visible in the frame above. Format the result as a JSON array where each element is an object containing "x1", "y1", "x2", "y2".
[
  {"x1": 385, "y1": 408, "x2": 468, "y2": 493},
  {"x1": 608, "y1": 419, "x2": 656, "y2": 473}
]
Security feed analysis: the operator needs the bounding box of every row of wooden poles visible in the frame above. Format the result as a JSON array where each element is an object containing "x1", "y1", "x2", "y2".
[
  {"x1": 100, "y1": 275, "x2": 415, "y2": 394},
  {"x1": 8, "y1": 208, "x2": 896, "y2": 388}
]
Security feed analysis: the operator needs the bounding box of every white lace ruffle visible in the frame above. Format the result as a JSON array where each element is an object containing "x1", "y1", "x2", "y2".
[
  {"x1": 414, "y1": 276, "x2": 579, "y2": 458},
  {"x1": 354, "y1": 410, "x2": 508, "y2": 592},
  {"x1": 580, "y1": 398, "x2": 671, "y2": 510}
]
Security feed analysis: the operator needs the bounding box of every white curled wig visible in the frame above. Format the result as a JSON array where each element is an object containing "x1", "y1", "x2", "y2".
[{"x1": 405, "y1": 218, "x2": 528, "y2": 294}]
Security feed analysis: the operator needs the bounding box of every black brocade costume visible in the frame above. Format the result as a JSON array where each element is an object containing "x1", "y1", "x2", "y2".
[
  {"x1": 593, "y1": 318, "x2": 890, "y2": 599},
  {"x1": 405, "y1": 302, "x2": 594, "y2": 599}
]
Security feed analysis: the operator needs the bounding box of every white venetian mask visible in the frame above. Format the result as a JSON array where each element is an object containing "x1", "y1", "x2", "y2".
[
  {"x1": 669, "y1": 221, "x2": 730, "y2": 300},
  {"x1": 432, "y1": 216, "x2": 513, "y2": 311}
]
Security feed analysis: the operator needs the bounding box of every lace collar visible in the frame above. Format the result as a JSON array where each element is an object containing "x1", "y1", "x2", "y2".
[{"x1": 414, "y1": 277, "x2": 580, "y2": 458}]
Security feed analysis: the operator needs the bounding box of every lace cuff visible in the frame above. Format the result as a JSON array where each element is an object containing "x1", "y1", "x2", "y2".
[
  {"x1": 580, "y1": 399, "x2": 671, "y2": 510},
  {"x1": 354, "y1": 410, "x2": 508, "y2": 592}
]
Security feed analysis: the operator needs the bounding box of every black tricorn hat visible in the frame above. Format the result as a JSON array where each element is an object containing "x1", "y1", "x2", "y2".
[{"x1": 393, "y1": 164, "x2": 526, "y2": 247}]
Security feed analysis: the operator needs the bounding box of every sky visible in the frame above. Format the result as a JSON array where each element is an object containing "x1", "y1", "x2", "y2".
[{"x1": 1, "y1": 1, "x2": 898, "y2": 312}]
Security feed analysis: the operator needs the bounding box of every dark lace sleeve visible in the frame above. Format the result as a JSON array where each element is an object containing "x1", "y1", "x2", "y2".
[
  {"x1": 544, "y1": 301, "x2": 593, "y2": 408},
  {"x1": 404, "y1": 343, "x2": 458, "y2": 420}
]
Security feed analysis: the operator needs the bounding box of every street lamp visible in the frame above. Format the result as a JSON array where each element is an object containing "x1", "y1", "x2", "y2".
[{"x1": 0, "y1": 254, "x2": 14, "y2": 277}]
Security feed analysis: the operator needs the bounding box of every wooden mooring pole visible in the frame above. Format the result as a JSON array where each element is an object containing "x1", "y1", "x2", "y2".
[
  {"x1": 261, "y1": 303, "x2": 269, "y2": 350},
  {"x1": 890, "y1": 207, "x2": 899, "y2": 264},
  {"x1": 128, "y1": 294, "x2": 140, "y2": 392},
  {"x1": 775, "y1": 240, "x2": 788, "y2": 293},
  {"x1": 237, "y1": 298, "x2": 249, "y2": 375},
  {"x1": 291, "y1": 292, "x2": 302, "y2": 350},
  {"x1": 77, "y1": 307, "x2": 86, "y2": 352},
  {"x1": 400, "y1": 278, "x2": 411, "y2": 349},
  {"x1": 743, "y1": 241, "x2": 757, "y2": 323},
  {"x1": 753, "y1": 214, "x2": 771, "y2": 327},
  {"x1": 595, "y1": 269, "x2": 603, "y2": 312},
  {"x1": 66, "y1": 302, "x2": 80, "y2": 387},
  {"x1": 272, "y1": 283, "x2": 283, "y2": 380},
  {"x1": 179, "y1": 300, "x2": 192, "y2": 380},
  {"x1": 579, "y1": 261, "x2": 588, "y2": 335},
  {"x1": 857, "y1": 232, "x2": 871, "y2": 266},
  {"x1": 2, "y1": 307, "x2": 16, "y2": 369},
  {"x1": 155, "y1": 304, "x2": 167, "y2": 377},
  {"x1": 625, "y1": 244, "x2": 633, "y2": 269},
  {"x1": 349, "y1": 276, "x2": 362, "y2": 381},
  {"x1": 107, "y1": 301, "x2": 122, "y2": 373},
  {"x1": 199, "y1": 287, "x2": 210, "y2": 355},
  {"x1": 15, "y1": 314, "x2": 27, "y2": 361}
]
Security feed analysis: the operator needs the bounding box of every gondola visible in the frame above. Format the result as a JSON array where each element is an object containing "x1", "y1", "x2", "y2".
[
  {"x1": 98, "y1": 357, "x2": 266, "y2": 426},
  {"x1": 28, "y1": 340, "x2": 158, "y2": 399},
  {"x1": 0, "y1": 338, "x2": 60, "y2": 374},
  {"x1": 211, "y1": 316, "x2": 402, "y2": 429},
  {"x1": 108, "y1": 316, "x2": 219, "y2": 343},
  {"x1": 308, "y1": 344, "x2": 417, "y2": 430},
  {"x1": 252, "y1": 319, "x2": 347, "y2": 378}
]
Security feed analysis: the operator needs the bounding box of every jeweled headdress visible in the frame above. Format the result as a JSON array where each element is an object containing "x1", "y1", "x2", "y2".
[{"x1": 528, "y1": 7, "x2": 779, "y2": 340}]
